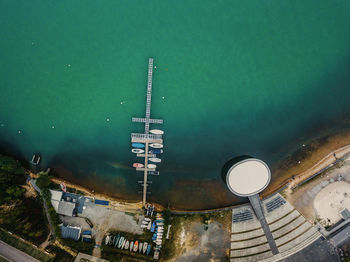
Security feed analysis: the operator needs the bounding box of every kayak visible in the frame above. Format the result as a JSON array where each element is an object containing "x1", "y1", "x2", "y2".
[
  {"x1": 132, "y1": 143, "x2": 145, "y2": 148},
  {"x1": 149, "y1": 143, "x2": 163, "y2": 149}
]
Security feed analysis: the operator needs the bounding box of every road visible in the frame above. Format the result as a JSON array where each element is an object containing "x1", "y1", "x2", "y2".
[{"x1": 0, "y1": 240, "x2": 40, "y2": 262}]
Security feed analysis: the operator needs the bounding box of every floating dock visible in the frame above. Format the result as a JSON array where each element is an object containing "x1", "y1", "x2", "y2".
[{"x1": 131, "y1": 58, "x2": 164, "y2": 207}]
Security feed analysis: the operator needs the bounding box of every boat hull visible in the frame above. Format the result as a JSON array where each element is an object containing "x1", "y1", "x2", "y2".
[
  {"x1": 132, "y1": 143, "x2": 145, "y2": 148},
  {"x1": 149, "y1": 143, "x2": 163, "y2": 149}
]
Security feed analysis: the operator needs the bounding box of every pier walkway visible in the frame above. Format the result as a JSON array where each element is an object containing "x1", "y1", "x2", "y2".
[{"x1": 131, "y1": 58, "x2": 163, "y2": 207}]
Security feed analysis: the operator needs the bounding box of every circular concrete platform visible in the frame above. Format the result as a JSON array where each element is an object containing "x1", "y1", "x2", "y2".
[{"x1": 226, "y1": 158, "x2": 271, "y2": 197}]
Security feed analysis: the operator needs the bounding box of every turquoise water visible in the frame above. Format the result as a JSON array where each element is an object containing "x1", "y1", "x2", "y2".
[{"x1": 1, "y1": 1, "x2": 350, "y2": 209}]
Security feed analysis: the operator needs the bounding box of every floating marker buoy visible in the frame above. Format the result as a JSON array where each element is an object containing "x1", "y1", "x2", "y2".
[
  {"x1": 18, "y1": 130, "x2": 22, "y2": 134},
  {"x1": 52, "y1": 126, "x2": 55, "y2": 129},
  {"x1": 107, "y1": 118, "x2": 110, "y2": 122},
  {"x1": 67, "y1": 64, "x2": 71, "y2": 67}
]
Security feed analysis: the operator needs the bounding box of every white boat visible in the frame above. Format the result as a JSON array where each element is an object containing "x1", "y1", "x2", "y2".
[
  {"x1": 144, "y1": 218, "x2": 151, "y2": 222},
  {"x1": 132, "y1": 148, "x2": 144, "y2": 153},
  {"x1": 125, "y1": 240, "x2": 129, "y2": 250},
  {"x1": 147, "y1": 164, "x2": 157, "y2": 169},
  {"x1": 147, "y1": 221, "x2": 152, "y2": 230},
  {"x1": 139, "y1": 242, "x2": 143, "y2": 253},
  {"x1": 143, "y1": 242, "x2": 148, "y2": 254},
  {"x1": 129, "y1": 241, "x2": 134, "y2": 251},
  {"x1": 141, "y1": 224, "x2": 148, "y2": 229},
  {"x1": 142, "y1": 220, "x2": 149, "y2": 225},
  {"x1": 149, "y1": 143, "x2": 163, "y2": 149},
  {"x1": 121, "y1": 239, "x2": 127, "y2": 249},
  {"x1": 105, "y1": 235, "x2": 110, "y2": 245},
  {"x1": 150, "y1": 129, "x2": 164, "y2": 135},
  {"x1": 149, "y1": 157, "x2": 161, "y2": 163}
]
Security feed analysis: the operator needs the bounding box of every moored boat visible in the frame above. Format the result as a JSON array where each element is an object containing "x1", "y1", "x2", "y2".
[
  {"x1": 132, "y1": 143, "x2": 145, "y2": 148},
  {"x1": 143, "y1": 242, "x2": 148, "y2": 254},
  {"x1": 129, "y1": 241, "x2": 134, "y2": 251},
  {"x1": 114, "y1": 234, "x2": 120, "y2": 247},
  {"x1": 149, "y1": 157, "x2": 161, "y2": 163},
  {"x1": 146, "y1": 244, "x2": 151, "y2": 255},
  {"x1": 150, "y1": 221, "x2": 156, "y2": 232},
  {"x1": 147, "y1": 221, "x2": 152, "y2": 230},
  {"x1": 147, "y1": 164, "x2": 157, "y2": 169},
  {"x1": 121, "y1": 239, "x2": 126, "y2": 249},
  {"x1": 105, "y1": 235, "x2": 110, "y2": 245},
  {"x1": 139, "y1": 242, "x2": 143, "y2": 253},
  {"x1": 149, "y1": 149, "x2": 163, "y2": 154},
  {"x1": 150, "y1": 129, "x2": 164, "y2": 135},
  {"x1": 149, "y1": 143, "x2": 163, "y2": 149},
  {"x1": 133, "y1": 241, "x2": 138, "y2": 252},
  {"x1": 125, "y1": 240, "x2": 129, "y2": 250},
  {"x1": 118, "y1": 237, "x2": 124, "y2": 248},
  {"x1": 133, "y1": 163, "x2": 144, "y2": 168},
  {"x1": 132, "y1": 148, "x2": 144, "y2": 153}
]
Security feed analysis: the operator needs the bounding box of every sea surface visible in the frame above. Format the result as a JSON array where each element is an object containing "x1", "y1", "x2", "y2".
[{"x1": 1, "y1": 1, "x2": 350, "y2": 209}]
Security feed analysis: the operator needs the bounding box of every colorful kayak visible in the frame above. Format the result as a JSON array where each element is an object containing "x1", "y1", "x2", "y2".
[
  {"x1": 149, "y1": 157, "x2": 161, "y2": 163},
  {"x1": 150, "y1": 129, "x2": 164, "y2": 135},
  {"x1": 143, "y1": 242, "x2": 148, "y2": 254},
  {"x1": 149, "y1": 143, "x2": 163, "y2": 149},
  {"x1": 146, "y1": 244, "x2": 151, "y2": 255},
  {"x1": 133, "y1": 163, "x2": 144, "y2": 168},
  {"x1": 149, "y1": 149, "x2": 163, "y2": 154},
  {"x1": 147, "y1": 164, "x2": 157, "y2": 169},
  {"x1": 129, "y1": 241, "x2": 134, "y2": 251},
  {"x1": 133, "y1": 241, "x2": 138, "y2": 252},
  {"x1": 132, "y1": 148, "x2": 144, "y2": 153},
  {"x1": 150, "y1": 221, "x2": 156, "y2": 232},
  {"x1": 132, "y1": 143, "x2": 145, "y2": 148}
]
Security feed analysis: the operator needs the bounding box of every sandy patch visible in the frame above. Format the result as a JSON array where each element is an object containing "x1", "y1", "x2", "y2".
[{"x1": 313, "y1": 181, "x2": 350, "y2": 225}]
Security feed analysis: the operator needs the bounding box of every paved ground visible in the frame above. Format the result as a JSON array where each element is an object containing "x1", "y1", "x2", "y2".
[
  {"x1": 282, "y1": 237, "x2": 340, "y2": 262},
  {"x1": 0, "y1": 240, "x2": 40, "y2": 262}
]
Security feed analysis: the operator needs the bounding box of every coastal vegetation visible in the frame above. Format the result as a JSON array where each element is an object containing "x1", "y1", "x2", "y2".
[{"x1": 0, "y1": 155, "x2": 49, "y2": 245}]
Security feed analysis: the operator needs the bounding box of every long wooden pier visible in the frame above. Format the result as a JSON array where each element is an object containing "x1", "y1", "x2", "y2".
[{"x1": 131, "y1": 58, "x2": 163, "y2": 207}]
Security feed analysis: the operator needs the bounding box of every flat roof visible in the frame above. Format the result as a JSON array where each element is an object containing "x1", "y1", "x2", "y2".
[{"x1": 226, "y1": 158, "x2": 271, "y2": 197}]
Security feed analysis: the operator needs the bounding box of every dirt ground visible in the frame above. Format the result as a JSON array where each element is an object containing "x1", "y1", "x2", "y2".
[{"x1": 167, "y1": 212, "x2": 231, "y2": 262}]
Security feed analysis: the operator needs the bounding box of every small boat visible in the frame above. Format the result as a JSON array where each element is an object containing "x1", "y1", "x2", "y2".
[
  {"x1": 133, "y1": 163, "x2": 144, "y2": 168},
  {"x1": 118, "y1": 237, "x2": 124, "y2": 248},
  {"x1": 125, "y1": 240, "x2": 129, "y2": 250},
  {"x1": 149, "y1": 157, "x2": 161, "y2": 163},
  {"x1": 139, "y1": 242, "x2": 143, "y2": 253},
  {"x1": 132, "y1": 148, "x2": 144, "y2": 153},
  {"x1": 142, "y1": 220, "x2": 149, "y2": 225},
  {"x1": 133, "y1": 241, "x2": 138, "y2": 252},
  {"x1": 147, "y1": 221, "x2": 152, "y2": 230},
  {"x1": 146, "y1": 244, "x2": 151, "y2": 255},
  {"x1": 144, "y1": 218, "x2": 151, "y2": 222},
  {"x1": 149, "y1": 143, "x2": 163, "y2": 149},
  {"x1": 114, "y1": 235, "x2": 120, "y2": 247},
  {"x1": 143, "y1": 242, "x2": 148, "y2": 254},
  {"x1": 132, "y1": 143, "x2": 145, "y2": 148},
  {"x1": 141, "y1": 224, "x2": 148, "y2": 229},
  {"x1": 129, "y1": 241, "x2": 134, "y2": 251},
  {"x1": 149, "y1": 149, "x2": 163, "y2": 154},
  {"x1": 147, "y1": 164, "x2": 157, "y2": 169},
  {"x1": 157, "y1": 222, "x2": 164, "y2": 226},
  {"x1": 150, "y1": 221, "x2": 156, "y2": 232},
  {"x1": 150, "y1": 129, "x2": 164, "y2": 135},
  {"x1": 105, "y1": 235, "x2": 110, "y2": 245},
  {"x1": 121, "y1": 239, "x2": 126, "y2": 249}
]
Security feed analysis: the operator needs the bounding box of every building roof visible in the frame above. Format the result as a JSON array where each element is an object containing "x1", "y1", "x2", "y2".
[
  {"x1": 57, "y1": 201, "x2": 76, "y2": 216},
  {"x1": 60, "y1": 225, "x2": 81, "y2": 241},
  {"x1": 226, "y1": 158, "x2": 271, "y2": 197},
  {"x1": 50, "y1": 190, "x2": 63, "y2": 201}
]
